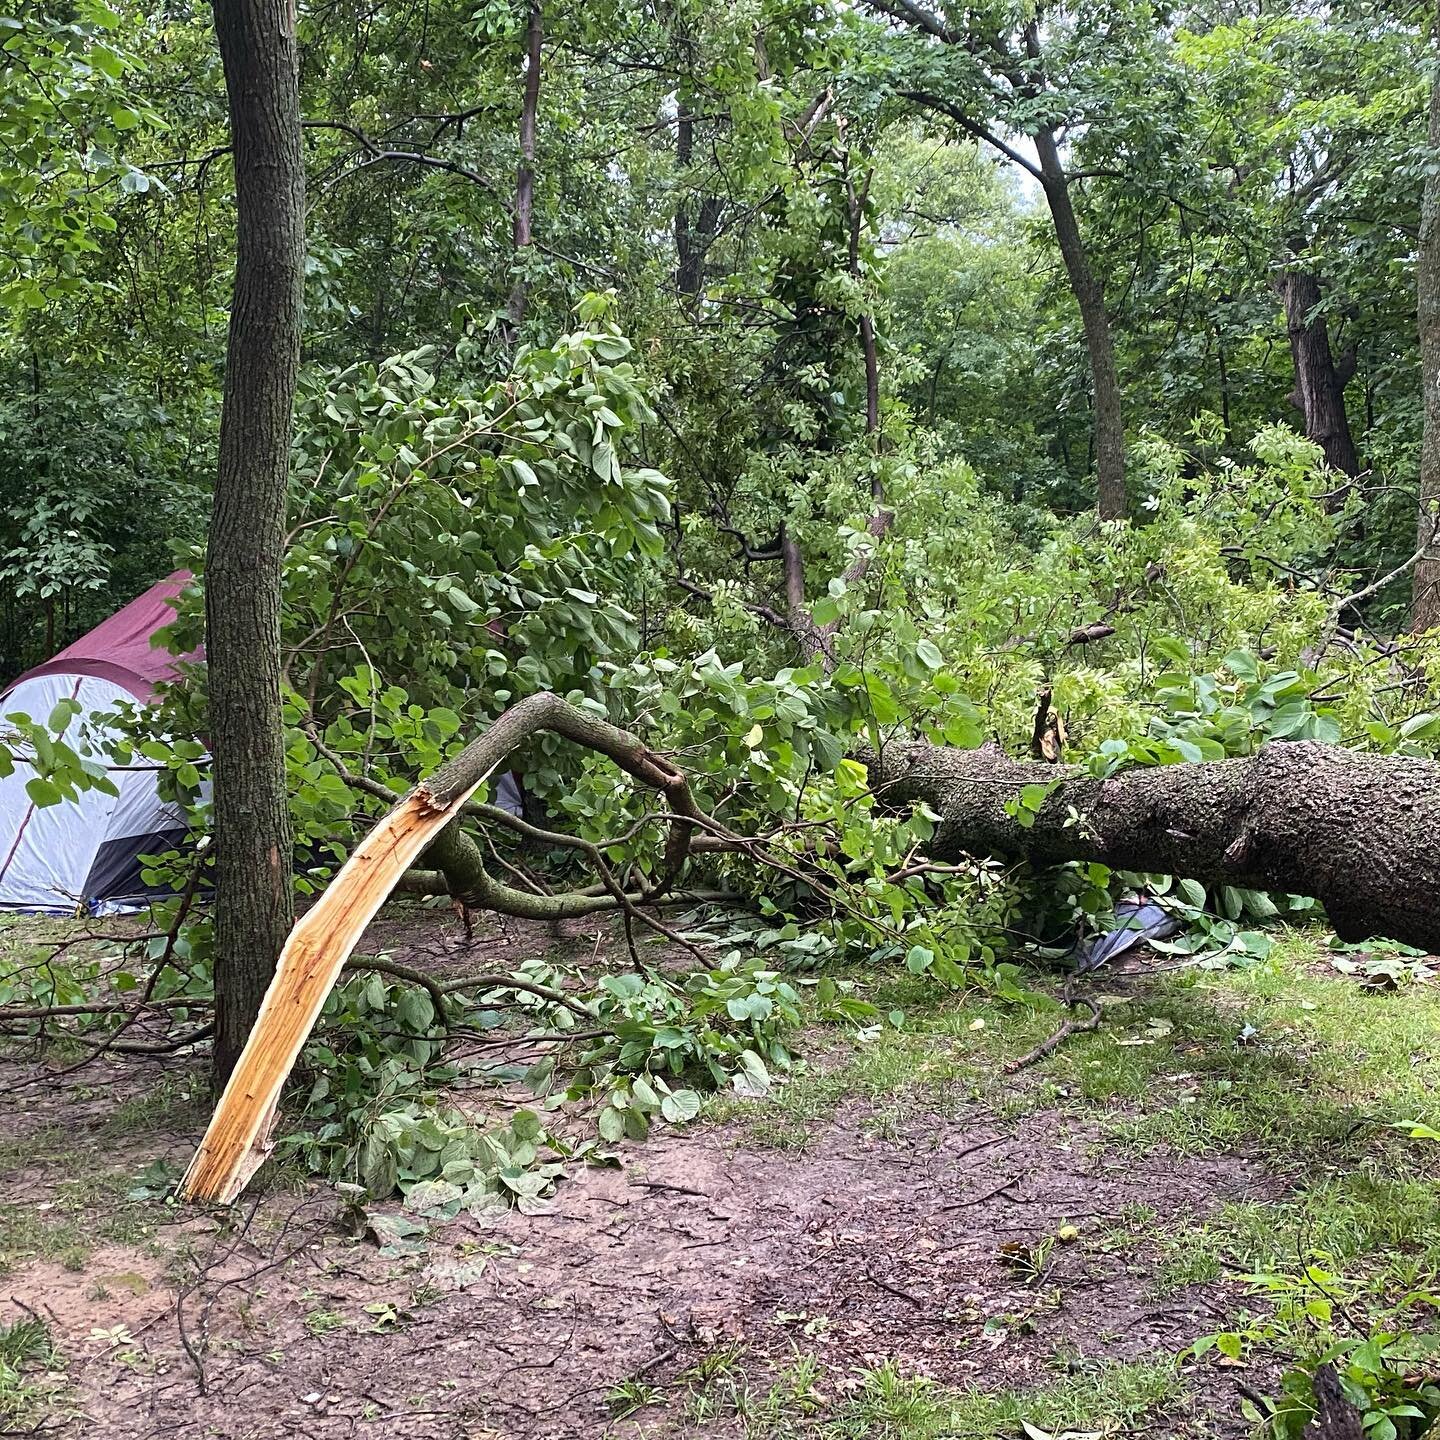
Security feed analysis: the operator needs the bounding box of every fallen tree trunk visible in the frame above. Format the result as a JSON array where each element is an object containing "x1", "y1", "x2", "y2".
[
  {"x1": 868, "y1": 739, "x2": 1440, "y2": 953},
  {"x1": 184, "y1": 695, "x2": 1440, "y2": 1206}
]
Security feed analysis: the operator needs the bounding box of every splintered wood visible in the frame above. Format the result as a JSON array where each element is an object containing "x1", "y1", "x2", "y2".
[{"x1": 180, "y1": 774, "x2": 487, "y2": 1204}]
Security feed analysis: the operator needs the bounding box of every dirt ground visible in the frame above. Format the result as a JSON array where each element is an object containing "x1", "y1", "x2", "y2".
[
  {"x1": 0, "y1": 1082, "x2": 1267, "y2": 1440},
  {"x1": 2, "y1": 910, "x2": 1434, "y2": 1440}
]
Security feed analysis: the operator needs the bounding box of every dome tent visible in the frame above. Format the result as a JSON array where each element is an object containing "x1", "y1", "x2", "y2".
[{"x1": 0, "y1": 571, "x2": 202, "y2": 915}]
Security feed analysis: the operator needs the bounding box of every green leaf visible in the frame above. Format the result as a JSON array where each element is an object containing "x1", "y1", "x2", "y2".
[
  {"x1": 905, "y1": 945, "x2": 934, "y2": 974},
  {"x1": 24, "y1": 777, "x2": 63, "y2": 807},
  {"x1": 396, "y1": 989, "x2": 435, "y2": 1033},
  {"x1": 1176, "y1": 878, "x2": 1207, "y2": 909},
  {"x1": 511, "y1": 1109, "x2": 543, "y2": 1142},
  {"x1": 660, "y1": 1089, "x2": 701, "y2": 1123}
]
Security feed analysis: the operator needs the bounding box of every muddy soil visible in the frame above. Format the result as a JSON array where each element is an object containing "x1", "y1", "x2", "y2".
[{"x1": 1, "y1": 1081, "x2": 1270, "y2": 1440}]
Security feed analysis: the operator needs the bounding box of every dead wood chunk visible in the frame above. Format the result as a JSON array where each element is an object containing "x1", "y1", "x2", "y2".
[
  {"x1": 1307, "y1": 1363, "x2": 1365, "y2": 1440},
  {"x1": 1066, "y1": 621, "x2": 1117, "y2": 646}
]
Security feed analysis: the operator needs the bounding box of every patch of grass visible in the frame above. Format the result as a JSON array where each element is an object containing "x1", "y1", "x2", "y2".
[
  {"x1": 303, "y1": 1308, "x2": 347, "y2": 1337},
  {"x1": 0, "y1": 1167, "x2": 165, "y2": 1277},
  {"x1": 710, "y1": 930, "x2": 1440, "y2": 1157},
  {"x1": 100, "y1": 1075, "x2": 206, "y2": 1137},
  {"x1": 708, "y1": 977, "x2": 1068, "y2": 1148},
  {"x1": 1062, "y1": 939, "x2": 1440, "y2": 1398},
  {"x1": 1056, "y1": 944, "x2": 1440, "y2": 1164},
  {"x1": 0, "y1": 1316, "x2": 63, "y2": 1428},
  {"x1": 0, "y1": 1204, "x2": 96, "y2": 1275},
  {"x1": 1154, "y1": 1171, "x2": 1440, "y2": 1305},
  {"x1": 0, "y1": 1125, "x2": 75, "y2": 1182},
  {"x1": 606, "y1": 1375, "x2": 661, "y2": 1418},
  {"x1": 682, "y1": 1356, "x2": 1184, "y2": 1439},
  {"x1": 873, "y1": 1359, "x2": 1183, "y2": 1439}
]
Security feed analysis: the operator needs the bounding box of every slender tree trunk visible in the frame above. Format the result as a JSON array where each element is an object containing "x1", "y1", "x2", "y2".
[
  {"x1": 1215, "y1": 324, "x2": 1231, "y2": 430},
  {"x1": 778, "y1": 149, "x2": 890, "y2": 670},
  {"x1": 1279, "y1": 266, "x2": 1360, "y2": 482},
  {"x1": 1415, "y1": 12, "x2": 1440, "y2": 631},
  {"x1": 844, "y1": 158, "x2": 882, "y2": 486},
  {"x1": 675, "y1": 98, "x2": 697, "y2": 296},
  {"x1": 206, "y1": 0, "x2": 304, "y2": 1089},
  {"x1": 1033, "y1": 127, "x2": 1126, "y2": 520},
  {"x1": 674, "y1": 78, "x2": 722, "y2": 303},
  {"x1": 506, "y1": 0, "x2": 543, "y2": 330}
]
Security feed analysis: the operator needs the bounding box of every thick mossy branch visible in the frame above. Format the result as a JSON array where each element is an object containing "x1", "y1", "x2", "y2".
[
  {"x1": 867, "y1": 739, "x2": 1440, "y2": 952},
  {"x1": 414, "y1": 690, "x2": 735, "y2": 918}
]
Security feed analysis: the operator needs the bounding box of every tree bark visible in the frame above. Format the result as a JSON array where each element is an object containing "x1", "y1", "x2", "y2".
[
  {"x1": 868, "y1": 739, "x2": 1440, "y2": 954},
  {"x1": 206, "y1": 0, "x2": 305, "y2": 1090},
  {"x1": 1033, "y1": 127, "x2": 1126, "y2": 521},
  {"x1": 506, "y1": 0, "x2": 543, "y2": 330},
  {"x1": 1279, "y1": 266, "x2": 1360, "y2": 482},
  {"x1": 673, "y1": 84, "x2": 723, "y2": 304},
  {"x1": 1307, "y1": 1364, "x2": 1365, "y2": 1440},
  {"x1": 1414, "y1": 11, "x2": 1440, "y2": 632}
]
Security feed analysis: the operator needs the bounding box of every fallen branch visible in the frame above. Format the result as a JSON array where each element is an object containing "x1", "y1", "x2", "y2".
[
  {"x1": 1004, "y1": 997, "x2": 1100, "y2": 1074},
  {"x1": 0, "y1": 997, "x2": 211, "y2": 1021},
  {"x1": 344, "y1": 953, "x2": 595, "y2": 1020},
  {"x1": 182, "y1": 693, "x2": 732, "y2": 1204},
  {"x1": 185, "y1": 695, "x2": 1440, "y2": 1206}
]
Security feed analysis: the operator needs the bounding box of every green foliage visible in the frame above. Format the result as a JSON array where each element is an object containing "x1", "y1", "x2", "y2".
[
  {"x1": 1216, "y1": 1332, "x2": 1440, "y2": 1440},
  {"x1": 0, "y1": 1, "x2": 159, "y2": 311},
  {"x1": 0, "y1": 701, "x2": 115, "y2": 813},
  {"x1": 0, "y1": 1314, "x2": 60, "y2": 1428},
  {"x1": 280, "y1": 969, "x2": 580, "y2": 1212}
]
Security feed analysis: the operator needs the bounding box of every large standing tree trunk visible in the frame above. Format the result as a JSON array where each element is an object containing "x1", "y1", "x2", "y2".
[
  {"x1": 1279, "y1": 265, "x2": 1360, "y2": 482},
  {"x1": 206, "y1": 0, "x2": 305, "y2": 1089},
  {"x1": 1414, "y1": 12, "x2": 1440, "y2": 632},
  {"x1": 1033, "y1": 127, "x2": 1127, "y2": 522},
  {"x1": 868, "y1": 739, "x2": 1440, "y2": 955}
]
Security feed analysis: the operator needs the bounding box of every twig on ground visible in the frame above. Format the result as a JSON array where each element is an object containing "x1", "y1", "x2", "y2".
[
  {"x1": 941, "y1": 1176, "x2": 1021, "y2": 1210},
  {"x1": 864, "y1": 1265, "x2": 924, "y2": 1308},
  {"x1": 1004, "y1": 998, "x2": 1100, "y2": 1073}
]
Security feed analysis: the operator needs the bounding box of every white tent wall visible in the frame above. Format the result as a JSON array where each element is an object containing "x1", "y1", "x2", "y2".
[
  {"x1": 84, "y1": 760, "x2": 193, "y2": 915},
  {"x1": 0, "y1": 673, "x2": 191, "y2": 914}
]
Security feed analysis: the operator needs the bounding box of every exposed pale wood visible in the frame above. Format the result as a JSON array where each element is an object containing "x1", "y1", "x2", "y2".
[
  {"x1": 179, "y1": 771, "x2": 489, "y2": 1203},
  {"x1": 181, "y1": 691, "x2": 724, "y2": 1205}
]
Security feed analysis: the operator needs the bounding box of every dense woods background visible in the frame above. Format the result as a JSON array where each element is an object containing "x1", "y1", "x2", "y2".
[{"x1": 2, "y1": 0, "x2": 1435, "y2": 680}]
